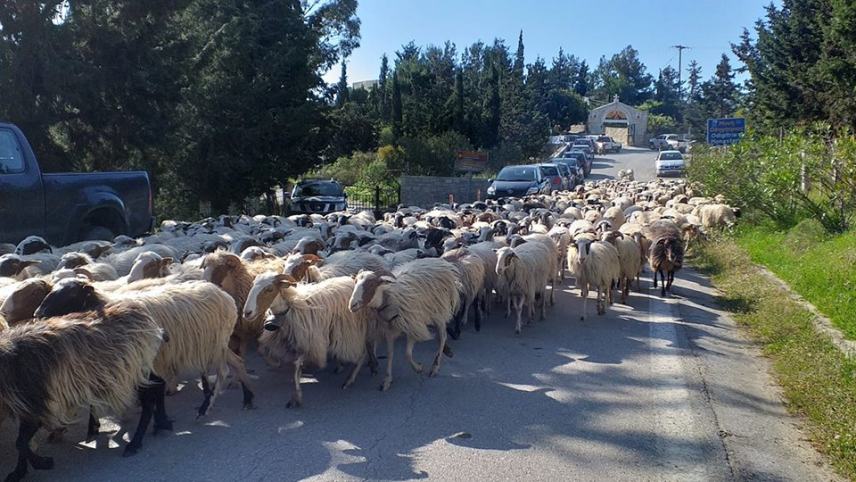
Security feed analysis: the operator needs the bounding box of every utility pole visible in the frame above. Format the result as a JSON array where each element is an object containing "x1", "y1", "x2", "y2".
[{"x1": 672, "y1": 44, "x2": 690, "y2": 99}]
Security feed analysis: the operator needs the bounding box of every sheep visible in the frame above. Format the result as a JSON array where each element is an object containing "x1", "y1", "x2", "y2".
[
  {"x1": 14, "y1": 236, "x2": 52, "y2": 255},
  {"x1": 568, "y1": 236, "x2": 620, "y2": 318},
  {"x1": 648, "y1": 220, "x2": 685, "y2": 297},
  {"x1": 243, "y1": 273, "x2": 375, "y2": 407},
  {"x1": 34, "y1": 278, "x2": 255, "y2": 416},
  {"x1": 283, "y1": 251, "x2": 389, "y2": 283},
  {"x1": 523, "y1": 233, "x2": 560, "y2": 305},
  {"x1": 547, "y1": 226, "x2": 571, "y2": 281},
  {"x1": 100, "y1": 244, "x2": 178, "y2": 276},
  {"x1": 463, "y1": 241, "x2": 501, "y2": 314},
  {"x1": 0, "y1": 253, "x2": 59, "y2": 280},
  {"x1": 383, "y1": 248, "x2": 425, "y2": 267},
  {"x1": 0, "y1": 278, "x2": 52, "y2": 325},
  {"x1": 603, "y1": 206, "x2": 626, "y2": 229},
  {"x1": 201, "y1": 251, "x2": 280, "y2": 358},
  {"x1": 495, "y1": 241, "x2": 554, "y2": 334},
  {"x1": 0, "y1": 301, "x2": 166, "y2": 478},
  {"x1": 601, "y1": 231, "x2": 642, "y2": 303},
  {"x1": 441, "y1": 248, "x2": 486, "y2": 338},
  {"x1": 349, "y1": 258, "x2": 461, "y2": 391},
  {"x1": 694, "y1": 203, "x2": 738, "y2": 231}
]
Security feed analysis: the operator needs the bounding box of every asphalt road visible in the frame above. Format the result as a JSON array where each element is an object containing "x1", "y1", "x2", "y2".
[
  {"x1": 588, "y1": 146, "x2": 660, "y2": 182},
  {"x1": 0, "y1": 151, "x2": 840, "y2": 481}
]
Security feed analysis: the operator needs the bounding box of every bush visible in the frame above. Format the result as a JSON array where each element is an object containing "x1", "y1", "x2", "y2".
[
  {"x1": 688, "y1": 126, "x2": 856, "y2": 232},
  {"x1": 784, "y1": 219, "x2": 828, "y2": 253}
]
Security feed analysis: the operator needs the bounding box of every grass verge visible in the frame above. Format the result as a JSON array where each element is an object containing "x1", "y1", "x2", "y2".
[
  {"x1": 694, "y1": 238, "x2": 856, "y2": 479},
  {"x1": 735, "y1": 221, "x2": 856, "y2": 340}
]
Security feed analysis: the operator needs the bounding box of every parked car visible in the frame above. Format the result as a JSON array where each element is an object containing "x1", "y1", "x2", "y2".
[
  {"x1": 564, "y1": 149, "x2": 592, "y2": 177},
  {"x1": 655, "y1": 150, "x2": 686, "y2": 177},
  {"x1": 649, "y1": 133, "x2": 681, "y2": 150},
  {"x1": 538, "y1": 163, "x2": 566, "y2": 191},
  {"x1": 549, "y1": 159, "x2": 580, "y2": 187},
  {"x1": 594, "y1": 136, "x2": 622, "y2": 154},
  {"x1": 0, "y1": 122, "x2": 154, "y2": 245},
  {"x1": 486, "y1": 164, "x2": 551, "y2": 199},
  {"x1": 289, "y1": 179, "x2": 347, "y2": 214},
  {"x1": 571, "y1": 138, "x2": 596, "y2": 158}
]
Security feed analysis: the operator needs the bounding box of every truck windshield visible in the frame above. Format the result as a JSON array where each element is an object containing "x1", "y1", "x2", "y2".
[
  {"x1": 497, "y1": 166, "x2": 536, "y2": 182},
  {"x1": 0, "y1": 130, "x2": 24, "y2": 174},
  {"x1": 295, "y1": 182, "x2": 343, "y2": 197}
]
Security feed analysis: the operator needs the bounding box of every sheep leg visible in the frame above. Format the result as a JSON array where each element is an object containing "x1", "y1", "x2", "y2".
[
  {"x1": 226, "y1": 351, "x2": 255, "y2": 409},
  {"x1": 124, "y1": 384, "x2": 158, "y2": 457},
  {"x1": 405, "y1": 337, "x2": 423, "y2": 374},
  {"x1": 652, "y1": 268, "x2": 659, "y2": 288},
  {"x1": 380, "y1": 333, "x2": 395, "y2": 391},
  {"x1": 366, "y1": 341, "x2": 379, "y2": 375},
  {"x1": 505, "y1": 296, "x2": 511, "y2": 319},
  {"x1": 343, "y1": 353, "x2": 366, "y2": 389},
  {"x1": 660, "y1": 269, "x2": 667, "y2": 297},
  {"x1": 286, "y1": 357, "x2": 304, "y2": 408},
  {"x1": 8, "y1": 419, "x2": 49, "y2": 482},
  {"x1": 197, "y1": 374, "x2": 214, "y2": 418},
  {"x1": 151, "y1": 377, "x2": 173, "y2": 433},
  {"x1": 539, "y1": 289, "x2": 546, "y2": 321},
  {"x1": 514, "y1": 296, "x2": 524, "y2": 335},
  {"x1": 597, "y1": 286, "x2": 605, "y2": 315},
  {"x1": 474, "y1": 296, "x2": 482, "y2": 332},
  {"x1": 429, "y1": 323, "x2": 447, "y2": 377},
  {"x1": 85, "y1": 410, "x2": 101, "y2": 442}
]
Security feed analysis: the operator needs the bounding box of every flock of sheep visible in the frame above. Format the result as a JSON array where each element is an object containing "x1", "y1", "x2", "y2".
[{"x1": 0, "y1": 177, "x2": 739, "y2": 481}]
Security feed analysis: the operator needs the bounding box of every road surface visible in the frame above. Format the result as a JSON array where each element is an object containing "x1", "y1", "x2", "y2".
[{"x1": 0, "y1": 150, "x2": 839, "y2": 481}]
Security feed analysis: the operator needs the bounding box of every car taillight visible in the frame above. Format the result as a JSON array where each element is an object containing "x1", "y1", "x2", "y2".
[{"x1": 552, "y1": 177, "x2": 561, "y2": 185}]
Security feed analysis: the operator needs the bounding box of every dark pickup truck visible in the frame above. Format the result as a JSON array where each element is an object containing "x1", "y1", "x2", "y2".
[{"x1": 0, "y1": 122, "x2": 154, "y2": 245}]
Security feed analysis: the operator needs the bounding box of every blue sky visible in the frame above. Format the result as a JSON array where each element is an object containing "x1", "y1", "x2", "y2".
[{"x1": 326, "y1": 0, "x2": 771, "y2": 86}]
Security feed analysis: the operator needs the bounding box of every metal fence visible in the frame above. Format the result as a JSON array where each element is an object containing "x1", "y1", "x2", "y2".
[{"x1": 347, "y1": 183, "x2": 400, "y2": 219}]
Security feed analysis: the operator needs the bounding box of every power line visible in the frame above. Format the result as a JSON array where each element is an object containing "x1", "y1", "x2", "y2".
[{"x1": 672, "y1": 45, "x2": 690, "y2": 99}]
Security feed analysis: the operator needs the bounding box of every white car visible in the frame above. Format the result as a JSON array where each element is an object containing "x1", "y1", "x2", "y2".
[{"x1": 655, "y1": 150, "x2": 686, "y2": 177}]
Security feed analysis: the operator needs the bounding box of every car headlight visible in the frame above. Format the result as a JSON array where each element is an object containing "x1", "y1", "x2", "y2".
[
  {"x1": 486, "y1": 186, "x2": 495, "y2": 194},
  {"x1": 526, "y1": 186, "x2": 539, "y2": 195}
]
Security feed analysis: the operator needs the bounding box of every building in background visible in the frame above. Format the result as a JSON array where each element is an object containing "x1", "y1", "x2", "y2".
[
  {"x1": 587, "y1": 96, "x2": 648, "y2": 147},
  {"x1": 351, "y1": 79, "x2": 379, "y2": 90}
]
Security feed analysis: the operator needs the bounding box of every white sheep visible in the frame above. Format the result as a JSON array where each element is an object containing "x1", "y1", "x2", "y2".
[
  {"x1": 441, "y1": 248, "x2": 486, "y2": 338},
  {"x1": 567, "y1": 236, "x2": 620, "y2": 318},
  {"x1": 495, "y1": 241, "x2": 554, "y2": 334},
  {"x1": 349, "y1": 258, "x2": 461, "y2": 391},
  {"x1": 601, "y1": 231, "x2": 642, "y2": 303},
  {"x1": 243, "y1": 273, "x2": 376, "y2": 407}
]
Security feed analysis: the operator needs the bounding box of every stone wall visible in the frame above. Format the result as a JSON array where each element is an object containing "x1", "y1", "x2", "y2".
[{"x1": 399, "y1": 175, "x2": 491, "y2": 208}]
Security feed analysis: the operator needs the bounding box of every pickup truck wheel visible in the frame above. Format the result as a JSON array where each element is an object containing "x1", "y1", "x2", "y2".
[{"x1": 82, "y1": 226, "x2": 115, "y2": 241}]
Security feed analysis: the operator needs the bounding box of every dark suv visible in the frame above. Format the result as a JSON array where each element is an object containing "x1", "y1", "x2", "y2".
[{"x1": 289, "y1": 179, "x2": 347, "y2": 215}]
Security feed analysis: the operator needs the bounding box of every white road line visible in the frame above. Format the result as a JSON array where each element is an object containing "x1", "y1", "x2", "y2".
[{"x1": 648, "y1": 293, "x2": 710, "y2": 479}]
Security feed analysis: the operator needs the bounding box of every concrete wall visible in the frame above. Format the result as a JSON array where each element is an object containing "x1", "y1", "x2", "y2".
[{"x1": 399, "y1": 175, "x2": 491, "y2": 208}]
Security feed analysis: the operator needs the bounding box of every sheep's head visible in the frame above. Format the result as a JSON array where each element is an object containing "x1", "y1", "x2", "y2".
[
  {"x1": 0, "y1": 254, "x2": 40, "y2": 278},
  {"x1": 601, "y1": 230, "x2": 624, "y2": 246},
  {"x1": 573, "y1": 237, "x2": 594, "y2": 261},
  {"x1": 58, "y1": 252, "x2": 93, "y2": 270},
  {"x1": 127, "y1": 252, "x2": 174, "y2": 283},
  {"x1": 240, "y1": 246, "x2": 276, "y2": 262},
  {"x1": 201, "y1": 251, "x2": 244, "y2": 287},
  {"x1": 293, "y1": 237, "x2": 325, "y2": 256},
  {"x1": 35, "y1": 277, "x2": 103, "y2": 318},
  {"x1": 282, "y1": 253, "x2": 322, "y2": 281},
  {"x1": 0, "y1": 278, "x2": 52, "y2": 324},
  {"x1": 350, "y1": 270, "x2": 394, "y2": 312},
  {"x1": 15, "y1": 236, "x2": 52, "y2": 255},
  {"x1": 232, "y1": 237, "x2": 262, "y2": 255},
  {"x1": 494, "y1": 247, "x2": 519, "y2": 276},
  {"x1": 243, "y1": 272, "x2": 296, "y2": 327}
]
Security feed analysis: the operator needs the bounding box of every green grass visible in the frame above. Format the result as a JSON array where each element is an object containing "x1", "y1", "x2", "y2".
[
  {"x1": 694, "y1": 239, "x2": 856, "y2": 479},
  {"x1": 734, "y1": 221, "x2": 856, "y2": 340}
]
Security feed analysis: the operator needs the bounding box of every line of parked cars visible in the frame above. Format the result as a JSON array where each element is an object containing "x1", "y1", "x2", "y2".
[
  {"x1": 486, "y1": 134, "x2": 607, "y2": 199},
  {"x1": 649, "y1": 133, "x2": 693, "y2": 153}
]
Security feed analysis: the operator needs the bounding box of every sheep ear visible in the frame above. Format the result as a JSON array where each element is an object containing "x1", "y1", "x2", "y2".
[
  {"x1": 162, "y1": 257, "x2": 174, "y2": 266},
  {"x1": 274, "y1": 273, "x2": 297, "y2": 287},
  {"x1": 379, "y1": 275, "x2": 395, "y2": 284}
]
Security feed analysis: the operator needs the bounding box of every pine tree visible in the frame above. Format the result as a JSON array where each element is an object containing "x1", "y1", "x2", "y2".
[
  {"x1": 452, "y1": 68, "x2": 465, "y2": 133},
  {"x1": 484, "y1": 65, "x2": 501, "y2": 147},
  {"x1": 377, "y1": 54, "x2": 390, "y2": 120},
  {"x1": 336, "y1": 61, "x2": 349, "y2": 107},
  {"x1": 574, "y1": 60, "x2": 590, "y2": 97},
  {"x1": 391, "y1": 70, "x2": 403, "y2": 140},
  {"x1": 702, "y1": 54, "x2": 739, "y2": 119},
  {"x1": 513, "y1": 30, "x2": 525, "y2": 79},
  {"x1": 686, "y1": 60, "x2": 702, "y2": 100}
]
